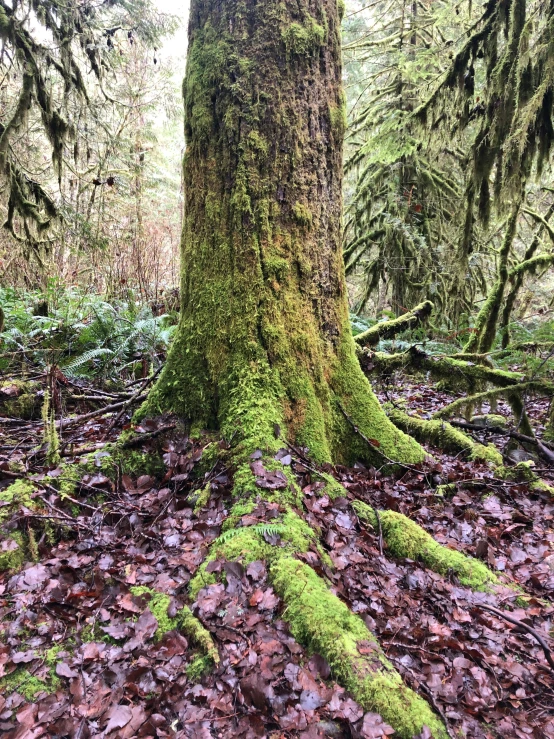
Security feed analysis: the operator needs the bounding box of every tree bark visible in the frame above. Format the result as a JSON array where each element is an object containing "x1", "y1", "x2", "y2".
[{"x1": 140, "y1": 0, "x2": 423, "y2": 467}]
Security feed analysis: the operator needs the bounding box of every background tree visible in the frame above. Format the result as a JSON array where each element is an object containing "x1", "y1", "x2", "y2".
[{"x1": 0, "y1": 0, "x2": 180, "y2": 298}]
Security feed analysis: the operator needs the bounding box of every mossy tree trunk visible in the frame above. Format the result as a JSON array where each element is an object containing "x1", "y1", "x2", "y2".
[
  {"x1": 142, "y1": 0, "x2": 423, "y2": 467},
  {"x1": 136, "y1": 4, "x2": 448, "y2": 735}
]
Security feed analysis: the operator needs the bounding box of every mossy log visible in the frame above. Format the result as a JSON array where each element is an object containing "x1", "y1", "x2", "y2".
[
  {"x1": 352, "y1": 502, "x2": 498, "y2": 589},
  {"x1": 0, "y1": 380, "x2": 41, "y2": 420},
  {"x1": 354, "y1": 301, "x2": 434, "y2": 348}
]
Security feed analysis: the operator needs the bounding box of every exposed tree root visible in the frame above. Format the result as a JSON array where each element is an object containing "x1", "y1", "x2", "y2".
[
  {"x1": 387, "y1": 408, "x2": 554, "y2": 495},
  {"x1": 270, "y1": 555, "x2": 448, "y2": 738},
  {"x1": 352, "y1": 502, "x2": 498, "y2": 589},
  {"x1": 189, "y1": 501, "x2": 447, "y2": 738},
  {"x1": 130, "y1": 586, "x2": 219, "y2": 678},
  {"x1": 354, "y1": 300, "x2": 434, "y2": 348},
  {"x1": 387, "y1": 407, "x2": 503, "y2": 465},
  {"x1": 450, "y1": 419, "x2": 554, "y2": 464}
]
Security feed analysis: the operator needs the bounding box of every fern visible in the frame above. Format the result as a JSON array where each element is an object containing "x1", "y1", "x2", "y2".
[
  {"x1": 214, "y1": 524, "x2": 285, "y2": 545},
  {"x1": 62, "y1": 348, "x2": 115, "y2": 374}
]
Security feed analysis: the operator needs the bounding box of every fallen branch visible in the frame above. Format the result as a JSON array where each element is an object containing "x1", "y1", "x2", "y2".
[
  {"x1": 449, "y1": 420, "x2": 554, "y2": 464},
  {"x1": 354, "y1": 300, "x2": 434, "y2": 347},
  {"x1": 121, "y1": 423, "x2": 176, "y2": 449},
  {"x1": 56, "y1": 394, "x2": 147, "y2": 430},
  {"x1": 475, "y1": 604, "x2": 554, "y2": 673}
]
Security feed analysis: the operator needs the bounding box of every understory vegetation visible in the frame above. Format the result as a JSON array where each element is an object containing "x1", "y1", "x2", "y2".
[{"x1": 0, "y1": 1, "x2": 553, "y2": 738}]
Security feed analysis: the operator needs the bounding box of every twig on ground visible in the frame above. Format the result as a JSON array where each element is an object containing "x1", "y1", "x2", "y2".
[{"x1": 475, "y1": 604, "x2": 554, "y2": 672}]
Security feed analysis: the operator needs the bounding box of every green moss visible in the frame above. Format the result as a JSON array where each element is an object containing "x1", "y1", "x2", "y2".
[
  {"x1": 270, "y1": 555, "x2": 447, "y2": 738},
  {"x1": 0, "y1": 479, "x2": 35, "y2": 520},
  {"x1": 232, "y1": 462, "x2": 261, "y2": 498},
  {"x1": 329, "y1": 91, "x2": 347, "y2": 140},
  {"x1": 337, "y1": 0, "x2": 346, "y2": 20},
  {"x1": 130, "y1": 587, "x2": 180, "y2": 641},
  {"x1": 353, "y1": 503, "x2": 498, "y2": 589},
  {"x1": 115, "y1": 447, "x2": 165, "y2": 478},
  {"x1": 186, "y1": 655, "x2": 213, "y2": 681},
  {"x1": 0, "y1": 380, "x2": 40, "y2": 419},
  {"x1": 292, "y1": 202, "x2": 313, "y2": 228},
  {"x1": 316, "y1": 471, "x2": 346, "y2": 500},
  {"x1": 130, "y1": 586, "x2": 219, "y2": 668},
  {"x1": 497, "y1": 462, "x2": 554, "y2": 496},
  {"x1": 0, "y1": 530, "x2": 26, "y2": 572},
  {"x1": 471, "y1": 414, "x2": 508, "y2": 428},
  {"x1": 330, "y1": 330, "x2": 425, "y2": 466},
  {"x1": 282, "y1": 17, "x2": 326, "y2": 58},
  {"x1": 388, "y1": 407, "x2": 503, "y2": 465},
  {"x1": 193, "y1": 483, "x2": 211, "y2": 514},
  {"x1": 435, "y1": 483, "x2": 456, "y2": 497},
  {"x1": 222, "y1": 498, "x2": 257, "y2": 531},
  {"x1": 470, "y1": 443, "x2": 503, "y2": 466},
  {"x1": 190, "y1": 508, "x2": 316, "y2": 598},
  {"x1": 0, "y1": 645, "x2": 62, "y2": 700}
]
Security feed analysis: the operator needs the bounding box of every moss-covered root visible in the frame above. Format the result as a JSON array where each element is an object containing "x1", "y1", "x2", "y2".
[
  {"x1": 270, "y1": 555, "x2": 447, "y2": 739},
  {"x1": 496, "y1": 462, "x2": 554, "y2": 497},
  {"x1": 354, "y1": 300, "x2": 434, "y2": 348},
  {"x1": 388, "y1": 407, "x2": 502, "y2": 465},
  {"x1": 130, "y1": 587, "x2": 219, "y2": 674},
  {"x1": 352, "y1": 502, "x2": 498, "y2": 589}
]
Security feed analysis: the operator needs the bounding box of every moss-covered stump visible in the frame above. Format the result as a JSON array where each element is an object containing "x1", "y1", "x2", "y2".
[
  {"x1": 354, "y1": 300, "x2": 434, "y2": 348},
  {"x1": 0, "y1": 380, "x2": 41, "y2": 419},
  {"x1": 352, "y1": 502, "x2": 498, "y2": 590},
  {"x1": 388, "y1": 407, "x2": 503, "y2": 465}
]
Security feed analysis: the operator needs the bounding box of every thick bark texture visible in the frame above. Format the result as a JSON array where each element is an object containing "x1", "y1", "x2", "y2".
[{"x1": 141, "y1": 0, "x2": 422, "y2": 466}]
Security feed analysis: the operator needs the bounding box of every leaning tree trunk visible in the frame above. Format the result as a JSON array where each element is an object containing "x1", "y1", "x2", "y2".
[{"x1": 141, "y1": 0, "x2": 423, "y2": 467}]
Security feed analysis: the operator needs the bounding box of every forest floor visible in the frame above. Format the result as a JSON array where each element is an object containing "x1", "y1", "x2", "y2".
[{"x1": 0, "y1": 370, "x2": 553, "y2": 739}]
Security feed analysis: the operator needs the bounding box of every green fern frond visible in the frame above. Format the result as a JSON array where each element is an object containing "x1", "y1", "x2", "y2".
[{"x1": 214, "y1": 524, "x2": 285, "y2": 546}]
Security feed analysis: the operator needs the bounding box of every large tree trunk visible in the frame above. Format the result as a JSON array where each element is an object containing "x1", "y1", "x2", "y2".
[
  {"x1": 141, "y1": 0, "x2": 422, "y2": 467},
  {"x1": 133, "y1": 4, "x2": 449, "y2": 734}
]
